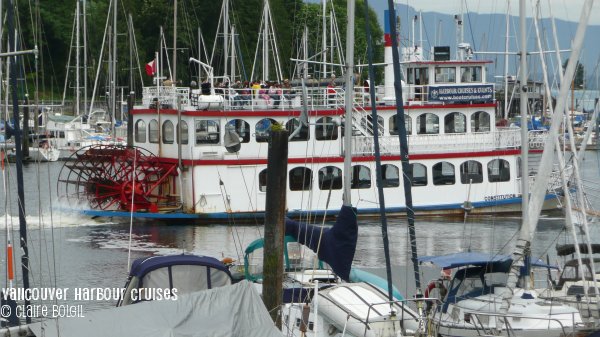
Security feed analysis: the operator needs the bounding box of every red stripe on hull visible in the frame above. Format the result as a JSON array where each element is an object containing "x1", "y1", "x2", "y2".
[{"x1": 154, "y1": 149, "x2": 522, "y2": 166}]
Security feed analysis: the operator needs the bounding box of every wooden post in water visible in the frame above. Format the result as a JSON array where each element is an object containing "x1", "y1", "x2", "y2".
[{"x1": 262, "y1": 126, "x2": 288, "y2": 329}]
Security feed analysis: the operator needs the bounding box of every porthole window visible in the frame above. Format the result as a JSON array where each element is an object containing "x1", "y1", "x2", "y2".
[
  {"x1": 135, "y1": 119, "x2": 146, "y2": 143},
  {"x1": 444, "y1": 112, "x2": 466, "y2": 133},
  {"x1": 149, "y1": 119, "x2": 159, "y2": 143},
  {"x1": 460, "y1": 160, "x2": 483, "y2": 184},
  {"x1": 389, "y1": 115, "x2": 412, "y2": 136},
  {"x1": 289, "y1": 167, "x2": 312, "y2": 191},
  {"x1": 162, "y1": 120, "x2": 174, "y2": 144},
  {"x1": 432, "y1": 162, "x2": 455, "y2": 185},
  {"x1": 410, "y1": 163, "x2": 427, "y2": 186},
  {"x1": 315, "y1": 117, "x2": 338, "y2": 140},
  {"x1": 351, "y1": 165, "x2": 371, "y2": 189},
  {"x1": 471, "y1": 111, "x2": 490, "y2": 132},
  {"x1": 318, "y1": 166, "x2": 342, "y2": 190},
  {"x1": 381, "y1": 164, "x2": 400, "y2": 187},
  {"x1": 488, "y1": 159, "x2": 510, "y2": 182},
  {"x1": 256, "y1": 118, "x2": 277, "y2": 143},
  {"x1": 286, "y1": 118, "x2": 309, "y2": 141},
  {"x1": 177, "y1": 121, "x2": 189, "y2": 144},
  {"x1": 226, "y1": 119, "x2": 251, "y2": 143},
  {"x1": 259, "y1": 169, "x2": 267, "y2": 192},
  {"x1": 416, "y1": 113, "x2": 439, "y2": 135}
]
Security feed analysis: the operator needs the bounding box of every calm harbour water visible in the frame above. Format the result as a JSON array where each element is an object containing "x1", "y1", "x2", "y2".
[{"x1": 0, "y1": 150, "x2": 598, "y2": 312}]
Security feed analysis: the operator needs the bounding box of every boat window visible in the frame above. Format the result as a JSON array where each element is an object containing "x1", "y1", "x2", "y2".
[
  {"x1": 226, "y1": 119, "x2": 250, "y2": 143},
  {"x1": 177, "y1": 121, "x2": 189, "y2": 144},
  {"x1": 381, "y1": 164, "x2": 400, "y2": 187},
  {"x1": 351, "y1": 165, "x2": 371, "y2": 189},
  {"x1": 135, "y1": 119, "x2": 146, "y2": 143},
  {"x1": 407, "y1": 67, "x2": 429, "y2": 85},
  {"x1": 416, "y1": 113, "x2": 439, "y2": 134},
  {"x1": 289, "y1": 167, "x2": 312, "y2": 191},
  {"x1": 517, "y1": 157, "x2": 522, "y2": 178},
  {"x1": 409, "y1": 163, "x2": 427, "y2": 186},
  {"x1": 149, "y1": 119, "x2": 159, "y2": 143},
  {"x1": 444, "y1": 112, "x2": 466, "y2": 133},
  {"x1": 471, "y1": 111, "x2": 490, "y2": 132},
  {"x1": 259, "y1": 169, "x2": 267, "y2": 192},
  {"x1": 318, "y1": 166, "x2": 342, "y2": 190},
  {"x1": 162, "y1": 120, "x2": 174, "y2": 144},
  {"x1": 455, "y1": 275, "x2": 484, "y2": 298},
  {"x1": 460, "y1": 66, "x2": 482, "y2": 83},
  {"x1": 255, "y1": 118, "x2": 277, "y2": 143},
  {"x1": 286, "y1": 118, "x2": 309, "y2": 141},
  {"x1": 315, "y1": 117, "x2": 338, "y2": 140},
  {"x1": 389, "y1": 115, "x2": 412, "y2": 136},
  {"x1": 434, "y1": 67, "x2": 456, "y2": 83},
  {"x1": 460, "y1": 160, "x2": 483, "y2": 184},
  {"x1": 488, "y1": 159, "x2": 510, "y2": 182},
  {"x1": 195, "y1": 120, "x2": 220, "y2": 145},
  {"x1": 433, "y1": 162, "x2": 455, "y2": 185}
]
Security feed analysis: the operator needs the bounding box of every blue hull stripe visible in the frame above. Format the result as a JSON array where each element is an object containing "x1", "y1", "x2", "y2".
[{"x1": 75, "y1": 195, "x2": 557, "y2": 221}]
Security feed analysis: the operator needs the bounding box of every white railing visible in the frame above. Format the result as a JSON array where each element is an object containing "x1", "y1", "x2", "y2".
[
  {"x1": 352, "y1": 128, "x2": 521, "y2": 156},
  {"x1": 142, "y1": 86, "x2": 190, "y2": 109}
]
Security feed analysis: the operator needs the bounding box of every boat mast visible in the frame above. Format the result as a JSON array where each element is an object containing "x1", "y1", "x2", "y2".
[
  {"x1": 519, "y1": 0, "x2": 529, "y2": 223},
  {"x1": 7, "y1": 0, "x2": 31, "y2": 323},
  {"x1": 342, "y1": 0, "x2": 354, "y2": 207},
  {"x1": 386, "y1": 2, "x2": 421, "y2": 292},
  {"x1": 364, "y1": 0, "x2": 395, "y2": 303},
  {"x1": 172, "y1": 0, "x2": 177, "y2": 85}
]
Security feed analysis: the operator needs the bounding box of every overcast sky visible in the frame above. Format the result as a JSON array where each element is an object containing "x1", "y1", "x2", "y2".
[{"x1": 396, "y1": 0, "x2": 600, "y2": 25}]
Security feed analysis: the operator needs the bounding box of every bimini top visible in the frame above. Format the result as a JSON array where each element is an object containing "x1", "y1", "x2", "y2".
[
  {"x1": 418, "y1": 251, "x2": 556, "y2": 270},
  {"x1": 129, "y1": 254, "x2": 231, "y2": 279}
]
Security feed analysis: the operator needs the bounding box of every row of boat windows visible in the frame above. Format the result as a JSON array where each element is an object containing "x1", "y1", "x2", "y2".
[
  {"x1": 133, "y1": 111, "x2": 491, "y2": 145},
  {"x1": 258, "y1": 159, "x2": 513, "y2": 192}
]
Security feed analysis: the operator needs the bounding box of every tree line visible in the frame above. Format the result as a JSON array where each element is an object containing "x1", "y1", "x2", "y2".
[{"x1": 13, "y1": 0, "x2": 383, "y2": 101}]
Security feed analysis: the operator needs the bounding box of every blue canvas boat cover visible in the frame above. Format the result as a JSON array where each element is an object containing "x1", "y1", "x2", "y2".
[
  {"x1": 418, "y1": 252, "x2": 556, "y2": 270},
  {"x1": 129, "y1": 254, "x2": 231, "y2": 279},
  {"x1": 284, "y1": 205, "x2": 358, "y2": 281}
]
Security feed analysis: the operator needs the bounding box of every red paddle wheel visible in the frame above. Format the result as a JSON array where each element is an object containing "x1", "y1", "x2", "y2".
[{"x1": 58, "y1": 145, "x2": 179, "y2": 212}]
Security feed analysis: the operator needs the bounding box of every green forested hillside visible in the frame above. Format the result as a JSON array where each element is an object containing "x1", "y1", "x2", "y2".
[{"x1": 16, "y1": 0, "x2": 383, "y2": 98}]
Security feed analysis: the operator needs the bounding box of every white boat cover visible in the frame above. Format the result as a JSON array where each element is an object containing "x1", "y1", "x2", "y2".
[{"x1": 28, "y1": 280, "x2": 282, "y2": 337}]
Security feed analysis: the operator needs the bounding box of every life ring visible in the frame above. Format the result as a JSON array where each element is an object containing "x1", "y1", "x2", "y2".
[
  {"x1": 424, "y1": 280, "x2": 446, "y2": 298},
  {"x1": 424, "y1": 279, "x2": 447, "y2": 311}
]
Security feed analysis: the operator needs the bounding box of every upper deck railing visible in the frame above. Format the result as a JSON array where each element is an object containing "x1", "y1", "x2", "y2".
[
  {"x1": 353, "y1": 128, "x2": 521, "y2": 156},
  {"x1": 137, "y1": 82, "x2": 495, "y2": 112}
]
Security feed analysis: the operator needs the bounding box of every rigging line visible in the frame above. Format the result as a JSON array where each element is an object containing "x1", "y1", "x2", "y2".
[{"x1": 463, "y1": 2, "x2": 477, "y2": 53}]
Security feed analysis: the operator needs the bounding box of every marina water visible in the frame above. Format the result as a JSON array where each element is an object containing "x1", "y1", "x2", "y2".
[{"x1": 0, "y1": 152, "x2": 599, "y2": 313}]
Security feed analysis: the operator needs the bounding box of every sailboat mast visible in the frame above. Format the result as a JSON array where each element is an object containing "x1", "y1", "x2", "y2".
[
  {"x1": 111, "y1": 0, "x2": 117, "y2": 137},
  {"x1": 7, "y1": 0, "x2": 31, "y2": 323},
  {"x1": 173, "y1": 0, "x2": 177, "y2": 85},
  {"x1": 519, "y1": 0, "x2": 529, "y2": 218},
  {"x1": 76, "y1": 0, "x2": 80, "y2": 116},
  {"x1": 342, "y1": 0, "x2": 354, "y2": 206},
  {"x1": 386, "y1": 2, "x2": 421, "y2": 290}
]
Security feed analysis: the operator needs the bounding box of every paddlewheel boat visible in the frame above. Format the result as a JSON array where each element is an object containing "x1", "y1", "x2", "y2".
[{"x1": 57, "y1": 45, "x2": 561, "y2": 222}]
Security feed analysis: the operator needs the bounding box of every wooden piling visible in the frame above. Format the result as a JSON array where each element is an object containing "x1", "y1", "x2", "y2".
[{"x1": 262, "y1": 127, "x2": 288, "y2": 329}]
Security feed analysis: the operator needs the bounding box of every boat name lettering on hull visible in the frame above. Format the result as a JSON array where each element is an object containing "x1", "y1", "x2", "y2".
[{"x1": 484, "y1": 194, "x2": 517, "y2": 202}]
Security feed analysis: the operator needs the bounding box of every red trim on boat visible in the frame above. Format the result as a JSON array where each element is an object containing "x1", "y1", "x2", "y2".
[{"x1": 152, "y1": 149, "x2": 522, "y2": 166}]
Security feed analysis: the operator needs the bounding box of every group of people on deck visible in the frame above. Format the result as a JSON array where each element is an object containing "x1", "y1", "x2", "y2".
[{"x1": 215, "y1": 79, "x2": 296, "y2": 109}]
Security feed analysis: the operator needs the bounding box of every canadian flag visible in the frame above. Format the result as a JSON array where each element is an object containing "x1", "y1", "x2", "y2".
[{"x1": 145, "y1": 60, "x2": 156, "y2": 76}]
